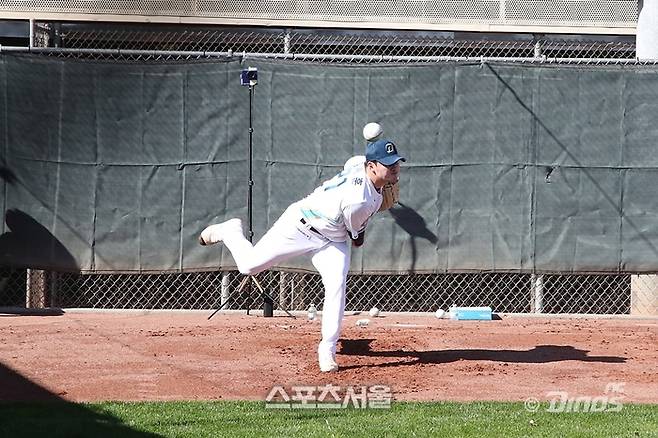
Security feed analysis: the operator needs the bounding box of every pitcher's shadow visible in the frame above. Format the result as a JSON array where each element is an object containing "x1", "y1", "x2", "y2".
[
  {"x1": 389, "y1": 202, "x2": 437, "y2": 271},
  {"x1": 338, "y1": 339, "x2": 626, "y2": 370}
]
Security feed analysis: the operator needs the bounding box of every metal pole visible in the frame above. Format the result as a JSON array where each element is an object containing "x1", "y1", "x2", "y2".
[
  {"x1": 534, "y1": 41, "x2": 542, "y2": 59},
  {"x1": 530, "y1": 273, "x2": 544, "y2": 313},
  {"x1": 247, "y1": 84, "x2": 273, "y2": 317},
  {"x1": 220, "y1": 272, "x2": 230, "y2": 307},
  {"x1": 284, "y1": 29, "x2": 291, "y2": 55},
  {"x1": 29, "y1": 19, "x2": 34, "y2": 49},
  {"x1": 244, "y1": 85, "x2": 254, "y2": 315},
  {"x1": 248, "y1": 85, "x2": 254, "y2": 243}
]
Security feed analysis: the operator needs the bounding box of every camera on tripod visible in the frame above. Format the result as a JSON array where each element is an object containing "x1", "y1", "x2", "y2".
[
  {"x1": 207, "y1": 63, "x2": 285, "y2": 320},
  {"x1": 240, "y1": 67, "x2": 258, "y2": 87}
]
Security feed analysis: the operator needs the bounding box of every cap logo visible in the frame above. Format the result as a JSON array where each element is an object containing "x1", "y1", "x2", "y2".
[{"x1": 386, "y1": 143, "x2": 395, "y2": 154}]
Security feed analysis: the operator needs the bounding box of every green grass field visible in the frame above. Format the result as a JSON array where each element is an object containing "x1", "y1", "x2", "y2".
[{"x1": 0, "y1": 401, "x2": 656, "y2": 437}]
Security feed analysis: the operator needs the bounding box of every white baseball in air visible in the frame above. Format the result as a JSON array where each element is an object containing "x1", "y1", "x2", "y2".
[
  {"x1": 363, "y1": 122, "x2": 383, "y2": 141},
  {"x1": 368, "y1": 306, "x2": 380, "y2": 317},
  {"x1": 435, "y1": 309, "x2": 446, "y2": 319}
]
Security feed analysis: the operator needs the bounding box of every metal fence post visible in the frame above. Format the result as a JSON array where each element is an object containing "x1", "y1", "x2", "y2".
[
  {"x1": 26, "y1": 269, "x2": 47, "y2": 308},
  {"x1": 630, "y1": 274, "x2": 658, "y2": 315},
  {"x1": 530, "y1": 274, "x2": 544, "y2": 313},
  {"x1": 221, "y1": 272, "x2": 230, "y2": 308}
]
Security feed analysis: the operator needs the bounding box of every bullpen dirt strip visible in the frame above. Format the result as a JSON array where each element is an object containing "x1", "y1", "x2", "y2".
[{"x1": 0, "y1": 312, "x2": 656, "y2": 403}]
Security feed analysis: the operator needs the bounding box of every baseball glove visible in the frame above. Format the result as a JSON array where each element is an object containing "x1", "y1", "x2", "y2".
[
  {"x1": 379, "y1": 181, "x2": 399, "y2": 211},
  {"x1": 351, "y1": 230, "x2": 365, "y2": 247}
]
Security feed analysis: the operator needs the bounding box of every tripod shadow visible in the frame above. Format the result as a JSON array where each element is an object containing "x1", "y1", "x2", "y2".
[
  {"x1": 389, "y1": 202, "x2": 437, "y2": 271},
  {"x1": 338, "y1": 339, "x2": 626, "y2": 370}
]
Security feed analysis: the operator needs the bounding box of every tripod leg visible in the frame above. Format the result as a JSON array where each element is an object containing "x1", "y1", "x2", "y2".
[
  {"x1": 244, "y1": 276, "x2": 252, "y2": 315},
  {"x1": 207, "y1": 276, "x2": 250, "y2": 320},
  {"x1": 208, "y1": 275, "x2": 296, "y2": 319},
  {"x1": 207, "y1": 300, "x2": 229, "y2": 320},
  {"x1": 252, "y1": 277, "x2": 296, "y2": 318}
]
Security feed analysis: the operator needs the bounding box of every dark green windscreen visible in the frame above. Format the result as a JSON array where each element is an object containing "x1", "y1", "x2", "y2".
[{"x1": 2, "y1": 55, "x2": 657, "y2": 274}]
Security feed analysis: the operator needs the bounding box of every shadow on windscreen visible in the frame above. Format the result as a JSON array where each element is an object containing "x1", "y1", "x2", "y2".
[
  {"x1": 486, "y1": 63, "x2": 658, "y2": 262},
  {"x1": 0, "y1": 209, "x2": 78, "y2": 308},
  {"x1": 0, "y1": 165, "x2": 16, "y2": 185},
  {"x1": 0, "y1": 208, "x2": 78, "y2": 272},
  {"x1": 389, "y1": 202, "x2": 437, "y2": 271}
]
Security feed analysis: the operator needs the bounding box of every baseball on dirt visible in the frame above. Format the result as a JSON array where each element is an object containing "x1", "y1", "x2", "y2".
[
  {"x1": 363, "y1": 122, "x2": 383, "y2": 141},
  {"x1": 368, "y1": 306, "x2": 380, "y2": 317},
  {"x1": 435, "y1": 309, "x2": 446, "y2": 319}
]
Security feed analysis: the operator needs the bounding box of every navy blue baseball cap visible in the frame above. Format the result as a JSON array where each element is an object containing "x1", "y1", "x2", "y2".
[{"x1": 365, "y1": 139, "x2": 406, "y2": 166}]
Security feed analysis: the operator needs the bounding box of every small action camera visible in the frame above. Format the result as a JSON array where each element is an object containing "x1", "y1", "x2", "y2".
[{"x1": 240, "y1": 67, "x2": 258, "y2": 86}]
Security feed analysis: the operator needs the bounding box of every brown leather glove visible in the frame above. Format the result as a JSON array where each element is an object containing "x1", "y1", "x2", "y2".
[{"x1": 379, "y1": 181, "x2": 400, "y2": 211}]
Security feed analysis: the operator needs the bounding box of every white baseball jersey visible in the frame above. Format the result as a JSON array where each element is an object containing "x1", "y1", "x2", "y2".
[
  {"x1": 200, "y1": 156, "x2": 387, "y2": 367},
  {"x1": 296, "y1": 164, "x2": 382, "y2": 242}
]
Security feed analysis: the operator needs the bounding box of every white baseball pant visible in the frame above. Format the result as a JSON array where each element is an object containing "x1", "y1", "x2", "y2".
[{"x1": 220, "y1": 202, "x2": 350, "y2": 357}]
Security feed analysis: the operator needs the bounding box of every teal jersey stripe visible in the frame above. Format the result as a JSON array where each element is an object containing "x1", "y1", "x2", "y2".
[{"x1": 300, "y1": 208, "x2": 341, "y2": 226}]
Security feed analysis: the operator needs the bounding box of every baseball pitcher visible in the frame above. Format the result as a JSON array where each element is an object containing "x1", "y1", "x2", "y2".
[{"x1": 199, "y1": 131, "x2": 405, "y2": 373}]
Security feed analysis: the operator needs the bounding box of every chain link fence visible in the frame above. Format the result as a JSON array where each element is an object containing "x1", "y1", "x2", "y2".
[
  {"x1": 1, "y1": 24, "x2": 657, "y2": 316},
  {"x1": 27, "y1": 23, "x2": 642, "y2": 64},
  {"x1": 0, "y1": 268, "x2": 27, "y2": 308},
  {"x1": 2, "y1": 269, "x2": 656, "y2": 316}
]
